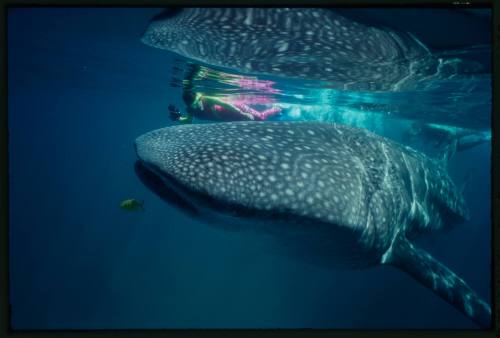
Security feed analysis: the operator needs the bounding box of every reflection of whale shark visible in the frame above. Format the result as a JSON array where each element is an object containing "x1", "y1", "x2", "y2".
[
  {"x1": 135, "y1": 121, "x2": 490, "y2": 328},
  {"x1": 142, "y1": 8, "x2": 442, "y2": 91}
]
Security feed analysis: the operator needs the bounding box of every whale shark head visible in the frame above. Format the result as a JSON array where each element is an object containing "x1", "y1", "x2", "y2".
[{"x1": 134, "y1": 123, "x2": 369, "y2": 227}]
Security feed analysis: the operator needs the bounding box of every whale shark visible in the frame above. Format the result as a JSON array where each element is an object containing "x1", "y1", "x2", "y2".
[
  {"x1": 140, "y1": 8, "x2": 485, "y2": 91},
  {"x1": 134, "y1": 121, "x2": 491, "y2": 328}
]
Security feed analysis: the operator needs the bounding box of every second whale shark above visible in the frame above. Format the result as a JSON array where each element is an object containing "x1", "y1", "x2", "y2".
[
  {"x1": 134, "y1": 121, "x2": 490, "y2": 328},
  {"x1": 141, "y1": 8, "x2": 484, "y2": 91}
]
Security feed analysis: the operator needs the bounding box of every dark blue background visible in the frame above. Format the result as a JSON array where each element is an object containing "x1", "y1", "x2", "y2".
[{"x1": 8, "y1": 8, "x2": 491, "y2": 329}]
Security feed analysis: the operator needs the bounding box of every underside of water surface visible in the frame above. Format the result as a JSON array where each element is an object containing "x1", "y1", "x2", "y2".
[{"x1": 7, "y1": 7, "x2": 492, "y2": 330}]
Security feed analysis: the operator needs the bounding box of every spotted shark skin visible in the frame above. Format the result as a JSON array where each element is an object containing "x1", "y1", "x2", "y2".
[
  {"x1": 135, "y1": 121, "x2": 490, "y2": 328},
  {"x1": 141, "y1": 8, "x2": 440, "y2": 91}
]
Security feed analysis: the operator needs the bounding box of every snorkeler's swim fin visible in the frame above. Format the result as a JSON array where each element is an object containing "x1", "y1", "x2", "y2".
[{"x1": 381, "y1": 233, "x2": 491, "y2": 329}]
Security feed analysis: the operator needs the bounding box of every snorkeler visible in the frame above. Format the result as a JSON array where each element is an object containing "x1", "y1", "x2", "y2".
[{"x1": 168, "y1": 64, "x2": 282, "y2": 123}]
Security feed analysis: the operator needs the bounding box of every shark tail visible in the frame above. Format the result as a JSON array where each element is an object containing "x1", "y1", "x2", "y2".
[{"x1": 381, "y1": 234, "x2": 491, "y2": 329}]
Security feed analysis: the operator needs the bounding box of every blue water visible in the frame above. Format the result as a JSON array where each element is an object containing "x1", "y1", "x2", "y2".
[{"x1": 8, "y1": 8, "x2": 491, "y2": 329}]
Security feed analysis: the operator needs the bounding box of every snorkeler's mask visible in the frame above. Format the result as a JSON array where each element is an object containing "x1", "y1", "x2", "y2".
[{"x1": 168, "y1": 104, "x2": 181, "y2": 121}]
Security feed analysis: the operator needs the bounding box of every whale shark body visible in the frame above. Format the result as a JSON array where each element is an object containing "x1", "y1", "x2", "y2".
[
  {"x1": 134, "y1": 121, "x2": 490, "y2": 328},
  {"x1": 142, "y1": 8, "x2": 439, "y2": 91}
]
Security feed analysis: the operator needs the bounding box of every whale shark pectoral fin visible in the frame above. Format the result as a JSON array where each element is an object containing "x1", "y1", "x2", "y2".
[
  {"x1": 459, "y1": 168, "x2": 476, "y2": 195},
  {"x1": 438, "y1": 137, "x2": 458, "y2": 168},
  {"x1": 381, "y1": 234, "x2": 491, "y2": 329}
]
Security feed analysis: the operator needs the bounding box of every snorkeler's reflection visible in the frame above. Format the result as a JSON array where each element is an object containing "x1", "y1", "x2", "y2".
[{"x1": 169, "y1": 65, "x2": 283, "y2": 123}]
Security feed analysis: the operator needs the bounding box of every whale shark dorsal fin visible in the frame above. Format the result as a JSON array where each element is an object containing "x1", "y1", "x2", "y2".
[{"x1": 381, "y1": 232, "x2": 491, "y2": 328}]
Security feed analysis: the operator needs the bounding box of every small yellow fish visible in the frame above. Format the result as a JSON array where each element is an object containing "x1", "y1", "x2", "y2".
[{"x1": 120, "y1": 199, "x2": 145, "y2": 211}]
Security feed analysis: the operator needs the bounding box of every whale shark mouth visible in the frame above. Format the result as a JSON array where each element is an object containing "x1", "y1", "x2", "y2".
[{"x1": 134, "y1": 160, "x2": 200, "y2": 218}]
